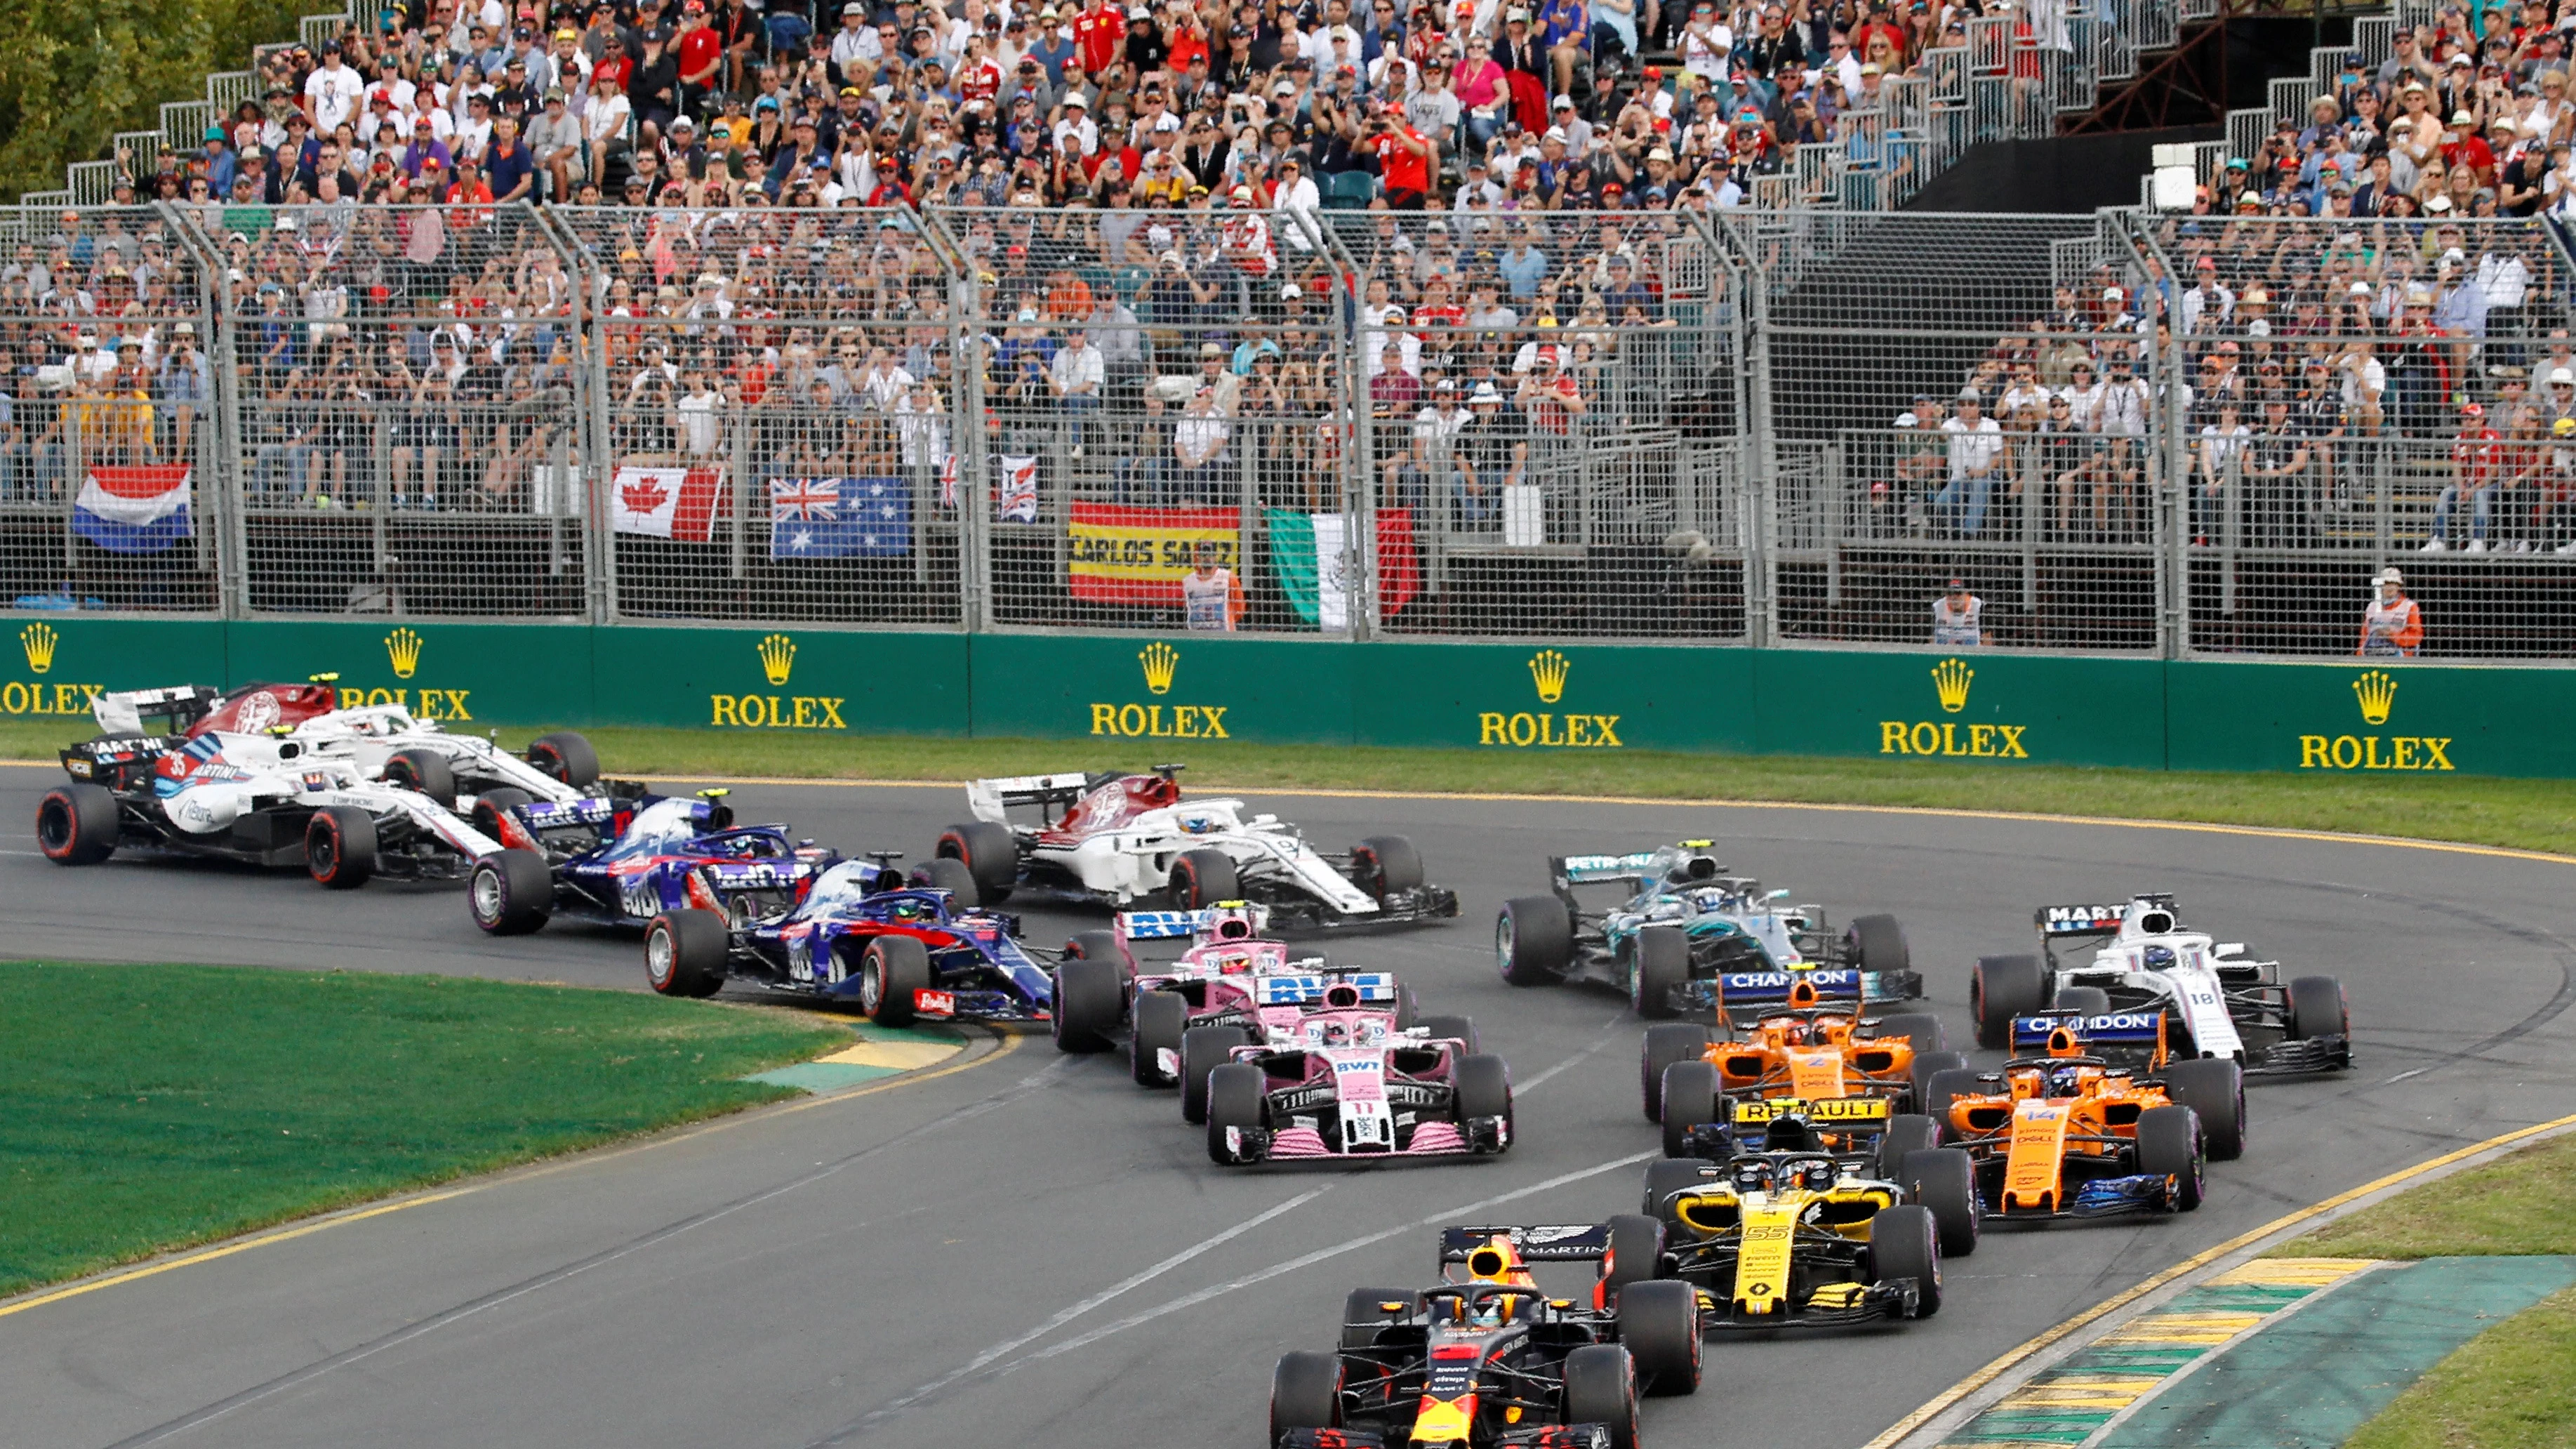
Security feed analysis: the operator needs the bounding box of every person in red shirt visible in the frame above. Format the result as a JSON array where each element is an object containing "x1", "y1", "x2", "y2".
[
  {"x1": 1366, "y1": 100, "x2": 1435, "y2": 208},
  {"x1": 2427, "y1": 401, "x2": 2502, "y2": 550},
  {"x1": 956, "y1": 34, "x2": 1006, "y2": 104},
  {"x1": 676, "y1": 1, "x2": 726, "y2": 120},
  {"x1": 1073, "y1": 0, "x2": 1127, "y2": 77},
  {"x1": 2439, "y1": 110, "x2": 2496, "y2": 185}
]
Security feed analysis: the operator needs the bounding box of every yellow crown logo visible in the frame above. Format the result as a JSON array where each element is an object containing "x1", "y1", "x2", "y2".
[
  {"x1": 384, "y1": 626, "x2": 424, "y2": 680},
  {"x1": 2352, "y1": 668, "x2": 2398, "y2": 727},
  {"x1": 1139, "y1": 641, "x2": 1180, "y2": 695},
  {"x1": 1931, "y1": 658, "x2": 1974, "y2": 714},
  {"x1": 20, "y1": 622, "x2": 58, "y2": 675},
  {"x1": 1528, "y1": 649, "x2": 1572, "y2": 704},
  {"x1": 758, "y1": 633, "x2": 796, "y2": 687}
]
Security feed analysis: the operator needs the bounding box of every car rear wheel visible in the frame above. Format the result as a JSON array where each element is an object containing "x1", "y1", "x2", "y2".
[
  {"x1": 1414, "y1": 1014, "x2": 1479, "y2": 1055},
  {"x1": 305, "y1": 806, "x2": 378, "y2": 889},
  {"x1": 1899, "y1": 1148, "x2": 1981, "y2": 1258},
  {"x1": 1205, "y1": 1063, "x2": 1268, "y2": 1164},
  {"x1": 1618, "y1": 1281, "x2": 1701, "y2": 1397},
  {"x1": 1179, "y1": 1023, "x2": 1246, "y2": 1124},
  {"x1": 1642, "y1": 1158, "x2": 1713, "y2": 1218},
  {"x1": 2135, "y1": 1104, "x2": 2206, "y2": 1210},
  {"x1": 1875, "y1": 1113, "x2": 1944, "y2": 1179},
  {"x1": 1496, "y1": 895, "x2": 1573, "y2": 986},
  {"x1": 1269, "y1": 1351, "x2": 1341, "y2": 1438},
  {"x1": 645, "y1": 909, "x2": 729, "y2": 998},
  {"x1": 1847, "y1": 913, "x2": 1911, "y2": 980},
  {"x1": 1640, "y1": 1024, "x2": 1713, "y2": 1122},
  {"x1": 2288, "y1": 975, "x2": 2348, "y2": 1041},
  {"x1": 36, "y1": 783, "x2": 119, "y2": 866},
  {"x1": 2053, "y1": 985, "x2": 2113, "y2": 1014},
  {"x1": 1560, "y1": 1344, "x2": 1640, "y2": 1449},
  {"x1": 1062, "y1": 929, "x2": 1122, "y2": 968},
  {"x1": 2161, "y1": 1057, "x2": 2246, "y2": 1160},
  {"x1": 1453, "y1": 1053, "x2": 1511, "y2": 1142},
  {"x1": 1873, "y1": 1012, "x2": 1946, "y2": 1054},
  {"x1": 936, "y1": 820, "x2": 1018, "y2": 903},
  {"x1": 1868, "y1": 1204, "x2": 1941, "y2": 1318},
  {"x1": 1659, "y1": 1061, "x2": 1719, "y2": 1160},
  {"x1": 1603, "y1": 1213, "x2": 1665, "y2": 1297},
  {"x1": 1972, "y1": 953, "x2": 2047, "y2": 1049},
  {"x1": 1339, "y1": 1288, "x2": 1417, "y2": 1351},
  {"x1": 1908, "y1": 1050, "x2": 1967, "y2": 1111},
  {"x1": 469, "y1": 786, "x2": 533, "y2": 846},
  {"x1": 1051, "y1": 954, "x2": 1123, "y2": 1054},
  {"x1": 1130, "y1": 990, "x2": 1188, "y2": 1087},
  {"x1": 913, "y1": 856, "x2": 979, "y2": 908},
  {"x1": 859, "y1": 935, "x2": 934, "y2": 1025},
  {"x1": 1351, "y1": 834, "x2": 1424, "y2": 898},
  {"x1": 468, "y1": 847, "x2": 553, "y2": 935},
  {"x1": 383, "y1": 748, "x2": 457, "y2": 808},
  {"x1": 1166, "y1": 849, "x2": 1239, "y2": 911},
  {"x1": 526, "y1": 732, "x2": 600, "y2": 788},
  {"x1": 1628, "y1": 925, "x2": 1690, "y2": 1020}
]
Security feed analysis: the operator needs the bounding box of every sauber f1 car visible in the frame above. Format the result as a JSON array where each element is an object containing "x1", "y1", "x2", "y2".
[
  {"x1": 1970, "y1": 895, "x2": 2351, "y2": 1076},
  {"x1": 1919, "y1": 1010, "x2": 2242, "y2": 1224},
  {"x1": 1640, "y1": 972, "x2": 1963, "y2": 1159},
  {"x1": 931, "y1": 766, "x2": 1458, "y2": 931},
  {"x1": 1271, "y1": 1220, "x2": 1699, "y2": 1449},
  {"x1": 1495, "y1": 843, "x2": 1918, "y2": 1018},
  {"x1": 41, "y1": 726, "x2": 498, "y2": 887},
  {"x1": 1205, "y1": 986, "x2": 1508, "y2": 1167},
  {"x1": 464, "y1": 792, "x2": 830, "y2": 938}
]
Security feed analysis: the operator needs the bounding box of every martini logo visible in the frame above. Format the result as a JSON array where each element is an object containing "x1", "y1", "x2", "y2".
[
  {"x1": 1878, "y1": 659, "x2": 2029, "y2": 759},
  {"x1": 2299, "y1": 669, "x2": 2451, "y2": 771},
  {"x1": 22, "y1": 623, "x2": 57, "y2": 673},
  {"x1": 1090, "y1": 642, "x2": 1229, "y2": 738},
  {"x1": 4, "y1": 621, "x2": 102, "y2": 717},
  {"x1": 1478, "y1": 648, "x2": 1623, "y2": 748},
  {"x1": 710, "y1": 632, "x2": 844, "y2": 729},
  {"x1": 385, "y1": 627, "x2": 424, "y2": 680}
]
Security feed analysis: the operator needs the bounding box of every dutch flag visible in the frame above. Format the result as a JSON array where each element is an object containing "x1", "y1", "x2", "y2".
[{"x1": 73, "y1": 467, "x2": 194, "y2": 555}]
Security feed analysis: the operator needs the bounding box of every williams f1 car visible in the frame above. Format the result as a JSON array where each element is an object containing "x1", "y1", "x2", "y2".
[
  {"x1": 1204, "y1": 982, "x2": 1506, "y2": 1166},
  {"x1": 1640, "y1": 972, "x2": 1962, "y2": 1158},
  {"x1": 1496, "y1": 842, "x2": 1918, "y2": 1017},
  {"x1": 1271, "y1": 1220, "x2": 1699, "y2": 1449},
  {"x1": 931, "y1": 767, "x2": 1457, "y2": 931},
  {"x1": 1970, "y1": 895, "x2": 2351, "y2": 1076}
]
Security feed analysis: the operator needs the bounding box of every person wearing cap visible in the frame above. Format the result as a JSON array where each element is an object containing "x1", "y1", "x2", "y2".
[
  {"x1": 1931, "y1": 576, "x2": 1982, "y2": 647},
  {"x1": 1933, "y1": 386, "x2": 2002, "y2": 538},
  {"x1": 2426, "y1": 400, "x2": 2504, "y2": 553},
  {"x1": 304, "y1": 39, "x2": 366, "y2": 136},
  {"x1": 2358, "y1": 567, "x2": 2423, "y2": 657},
  {"x1": 831, "y1": 0, "x2": 882, "y2": 77}
]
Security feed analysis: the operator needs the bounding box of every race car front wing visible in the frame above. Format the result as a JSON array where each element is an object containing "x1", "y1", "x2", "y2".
[{"x1": 1691, "y1": 1280, "x2": 1918, "y2": 1330}]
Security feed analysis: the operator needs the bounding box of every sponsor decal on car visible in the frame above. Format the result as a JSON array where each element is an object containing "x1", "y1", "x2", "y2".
[
  {"x1": 2295, "y1": 670, "x2": 2455, "y2": 772},
  {"x1": 912, "y1": 988, "x2": 957, "y2": 1017}
]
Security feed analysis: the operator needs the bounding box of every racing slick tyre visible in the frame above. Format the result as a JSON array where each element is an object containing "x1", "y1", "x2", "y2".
[
  {"x1": 1972, "y1": 953, "x2": 2048, "y2": 1050},
  {"x1": 1560, "y1": 1344, "x2": 1642, "y2": 1449},
  {"x1": 936, "y1": 821, "x2": 1018, "y2": 904},
  {"x1": 305, "y1": 806, "x2": 379, "y2": 889},
  {"x1": 915, "y1": 856, "x2": 981, "y2": 909},
  {"x1": 468, "y1": 786, "x2": 533, "y2": 846},
  {"x1": 525, "y1": 732, "x2": 601, "y2": 788},
  {"x1": 859, "y1": 935, "x2": 934, "y2": 1026},
  {"x1": 1868, "y1": 1204, "x2": 1942, "y2": 1318},
  {"x1": 468, "y1": 847, "x2": 554, "y2": 935},
  {"x1": 1920, "y1": 1066, "x2": 1984, "y2": 1125},
  {"x1": 1847, "y1": 913, "x2": 1911, "y2": 981},
  {"x1": 1393, "y1": 983, "x2": 1419, "y2": 1031},
  {"x1": 1908, "y1": 1050, "x2": 1968, "y2": 1111},
  {"x1": 2162, "y1": 1057, "x2": 2247, "y2": 1161},
  {"x1": 1454, "y1": 1053, "x2": 1513, "y2": 1147},
  {"x1": 2135, "y1": 1104, "x2": 2207, "y2": 1211},
  {"x1": 1352, "y1": 834, "x2": 1426, "y2": 899},
  {"x1": 2052, "y1": 985, "x2": 2113, "y2": 1014},
  {"x1": 1642, "y1": 1158, "x2": 1712, "y2": 1217},
  {"x1": 36, "y1": 783, "x2": 119, "y2": 866},
  {"x1": 1618, "y1": 1280, "x2": 1702, "y2": 1396},
  {"x1": 1900, "y1": 1148, "x2": 1981, "y2": 1258},
  {"x1": 383, "y1": 748, "x2": 457, "y2": 808},
  {"x1": 1640, "y1": 1024, "x2": 1713, "y2": 1123},
  {"x1": 1875, "y1": 1113, "x2": 1944, "y2": 1179},
  {"x1": 1873, "y1": 1012, "x2": 1946, "y2": 1054},
  {"x1": 1063, "y1": 929, "x2": 1123, "y2": 973},
  {"x1": 1130, "y1": 989, "x2": 1188, "y2": 1087},
  {"x1": 1496, "y1": 895, "x2": 1574, "y2": 986},
  {"x1": 1628, "y1": 925, "x2": 1691, "y2": 1020},
  {"x1": 1416, "y1": 1014, "x2": 1480, "y2": 1055},
  {"x1": 1269, "y1": 1351, "x2": 1343, "y2": 1437},
  {"x1": 1180, "y1": 1023, "x2": 1249, "y2": 1124},
  {"x1": 1051, "y1": 954, "x2": 1124, "y2": 1054},
  {"x1": 2288, "y1": 975, "x2": 2349, "y2": 1044},
  {"x1": 645, "y1": 909, "x2": 730, "y2": 998},
  {"x1": 1340, "y1": 1288, "x2": 1419, "y2": 1351},
  {"x1": 1166, "y1": 848, "x2": 1240, "y2": 911},
  {"x1": 1659, "y1": 1061, "x2": 1720, "y2": 1161},
  {"x1": 1205, "y1": 1063, "x2": 1268, "y2": 1164},
  {"x1": 1603, "y1": 1214, "x2": 1666, "y2": 1297}
]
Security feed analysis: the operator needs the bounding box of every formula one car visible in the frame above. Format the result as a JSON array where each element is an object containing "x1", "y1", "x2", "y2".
[
  {"x1": 1496, "y1": 842, "x2": 1919, "y2": 1018},
  {"x1": 1205, "y1": 986, "x2": 1508, "y2": 1166},
  {"x1": 931, "y1": 767, "x2": 1458, "y2": 931},
  {"x1": 1640, "y1": 973, "x2": 1963, "y2": 1158},
  {"x1": 1916, "y1": 1010, "x2": 2240, "y2": 1220},
  {"x1": 1970, "y1": 894, "x2": 2351, "y2": 1076},
  {"x1": 639, "y1": 853, "x2": 1059, "y2": 1021},
  {"x1": 464, "y1": 791, "x2": 833, "y2": 938},
  {"x1": 1271, "y1": 1220, "x2": 1699, "y2": 1449},
  {"x1": 41, "y1": 727, "x2": 498, "y2": 887}
]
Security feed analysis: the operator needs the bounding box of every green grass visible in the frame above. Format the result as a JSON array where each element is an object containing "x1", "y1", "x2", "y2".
[
  {"x1": 15, "y1": 718, "x2": 2576, "y2": 858},
  {"x1": 2342, "y1": 1285, "x2": 2576, "y2": 1449},
  {"x1": 2278, "y1": 1132, "x2": 2576, "y2": 1261},
  {"x1": 0, "y1": 962, "x2": 845, "y2": 1299}
]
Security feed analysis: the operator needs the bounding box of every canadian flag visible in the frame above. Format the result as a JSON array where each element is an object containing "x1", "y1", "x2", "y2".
[{"x1": 612, "y1": 466, "x2": 726, "y2": 542}]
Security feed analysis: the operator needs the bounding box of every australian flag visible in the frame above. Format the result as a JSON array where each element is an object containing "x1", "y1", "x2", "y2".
[{"x1": 769, "y1": 477, "x2": 910, "y2": 560}]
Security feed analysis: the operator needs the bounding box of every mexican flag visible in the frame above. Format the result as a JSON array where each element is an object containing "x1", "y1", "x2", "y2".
[{"x1": 1267, "y1": 509, "x2": 1420, "y2": 631}]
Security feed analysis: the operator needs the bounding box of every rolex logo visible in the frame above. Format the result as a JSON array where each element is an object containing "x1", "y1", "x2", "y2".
[
  {"x1": 2351, "y1": 669, "x2": 2397, "y2": 727},
  {"x1": 20, "y1": 622, "x2": 57, "y2": 675},
  {"x1": 1139, "y1": 641, "x2": 1179, "y2": 696},
  {"x1": 1931, "y1": 658, "x2": 1974, "y2": 714},
  {"x1": 384, "y1": 626, "x2": 424, "y2": 680},
  {"x1": 1528, "y1": 649, "x2": 1571, "y2": 704},
  {"x1": 758, "y1": 633, "x2": 797, "y2": 687}
]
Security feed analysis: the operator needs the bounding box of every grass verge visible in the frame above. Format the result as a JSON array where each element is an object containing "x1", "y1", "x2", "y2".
[
  {"x1": 2275, "y1": 1130, "x2": 2576, "y2": 1259},
  {"x1": 2341, "y1": 1285, "x2": 2576, "y2": 1449},
  {"x1": 0, "y1": 961, "x2": 845, "y2": 1299},
  {"x1": 12, "y1": 720, "x2": 2576, "y2": 859}
]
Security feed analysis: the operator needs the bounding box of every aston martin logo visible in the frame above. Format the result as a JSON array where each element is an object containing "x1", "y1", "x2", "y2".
[
  {"x1": 1931, "y1": 658, "x2": 1974, "y2": 714},
  {"x1": 20, "y1": 622, "x2": 56, "y2": 674},
  {"x1": 2351, "y1": 669, "x2": 2396, "y2": 726},
  {"x1": 1528, "y1": 649, "x2": 1570, "y2": 704},
  {"x1": 759, "y1": 633, "x2": 796, "y2": 687},
  {"x1": 385, "y1": 626, "x2": 423, "y2": 680},
  {"x1": 1140, "y1": 641, "x2": 1179, "y2": 696}
]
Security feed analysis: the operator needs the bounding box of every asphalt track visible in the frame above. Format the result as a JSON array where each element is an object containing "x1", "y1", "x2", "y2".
[{"x1": 6, "y1": 765, "x2": 2576, "y2": 1449}]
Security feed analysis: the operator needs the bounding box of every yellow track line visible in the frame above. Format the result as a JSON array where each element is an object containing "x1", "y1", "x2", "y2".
[{"x1": 1857, "y1": 1110, "x2": 2576, "y2": 1449}]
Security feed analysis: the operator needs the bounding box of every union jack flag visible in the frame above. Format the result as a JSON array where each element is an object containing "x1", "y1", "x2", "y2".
[{"x1": 769, "y1": 477, "x2": 841, "y2": 522}]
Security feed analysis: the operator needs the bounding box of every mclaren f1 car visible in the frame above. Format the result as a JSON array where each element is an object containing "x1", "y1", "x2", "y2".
[{"x1": 1640, "y1": 972, "x2": 1963, "y2": 1159}]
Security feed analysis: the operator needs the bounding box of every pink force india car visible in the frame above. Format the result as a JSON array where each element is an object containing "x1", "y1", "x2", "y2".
[{"x1": 1201, "y1": 983, "x2": 1514, "y2": 1168}]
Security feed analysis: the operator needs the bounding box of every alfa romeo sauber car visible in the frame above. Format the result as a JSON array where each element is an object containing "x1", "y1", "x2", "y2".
[
  {"x1": 1270, "y1": 1220, "x2": 1699, "y2": 1449},
  {"x1": 1970, "y1": 894, "x2": 2351, "y2": 1075},
  {"x1": 931, "y1": 766, "x2": 1457, "y2": 931},
  {"x1": 1204, "y1": 986, "x2": 1508, "y2": 1167},
  {"x1": 1641, "y1": 972, "x2": 1961, "y2": 1158},
  {"x1": 1495, "y1": 842, "x2": 1918, "y2": 1017}
]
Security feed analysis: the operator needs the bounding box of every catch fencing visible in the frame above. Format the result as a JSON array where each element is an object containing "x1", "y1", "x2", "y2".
[{"x1": 8, "y1": 202, "x2": 2576, "y2": 663}]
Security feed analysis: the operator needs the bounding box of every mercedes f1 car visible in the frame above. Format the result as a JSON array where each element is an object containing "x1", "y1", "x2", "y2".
[
  {"x1": 1640, "y1": 972, "x2": 1963, "y2": 1159},
  {"x1": 1970, "y1": 895, "x2": 2351, "y2": 1076},
  {"x1": 40, "y1": 727, "x2": 498, "y2": 887},
  {"x1": 931, "y1": 767, "x2": 1458, "y2": 931},
  {"x1": 1205, "y1": 986, "x2": 1508, "y2": 1167},
  {"x1": 1496, "y1": 843, "x2": 1919, "y2": 1018},
  {"x1": 1916, "y1": 1010, "x2": 2240, "y2": 1221},
  {"x1": 1271, "y1": 1219, "x2": 1699, "y2": 1449}
]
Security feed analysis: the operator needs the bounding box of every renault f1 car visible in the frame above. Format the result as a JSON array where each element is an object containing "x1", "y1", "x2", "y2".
[
  {"x1": 1205, "y1": 987, "x2": 1508, "y2": 1167},
  {"x1": 1970, "y1": 895, "x2": 2351, "y2": 1076},
  {"x1": 931, "y1": 767, "x2": 1457, "y2": 931},
  {"x1": 1495, "y1": 843, "x2": 1918, "y2": 1018},
  {"x1": 464, "y1": 792, "x2": 835, "y2": 938},
  {"x1": 1270, "y1": 1220, "x2": 1699, "y2": 1449},
  {"x1": 1916, "y1": 1010, "x2": 2239, "y2": 1220},
  {"x1": 41, "y1": 727, "x2": 498, "y2": 887},
  {"x1": 1640, "y1": 973, "x2": 1963, "y2": 1159}
]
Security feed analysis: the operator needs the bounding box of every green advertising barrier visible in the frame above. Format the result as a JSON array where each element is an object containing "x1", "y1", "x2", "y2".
[
  {"x1": 1, "y1": 616, "x2": 229, "y2": 727},
  {"x1": 968, "y1": 633, "x2": 1355, "y2": 745},
  {"x1": 223, "y1": 619, "x2": 596, "y2": 727},
  {"x1": 2167, "y1": 659, "x2": 2576, "y2": 778},
  {"x1": 1352, "y1": 641, "x2": 1758, "y2": 753},
  {"x1": 1753, "y1": 649, "x2": 2171, "y2": 769},
  {"x1": 592, "y1": 626, "x2": 968, "y2": 735}
]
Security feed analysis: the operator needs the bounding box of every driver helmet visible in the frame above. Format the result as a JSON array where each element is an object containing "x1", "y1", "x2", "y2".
[
  {"x1": 1320, "y1": 1018, "x2": 1350, "y2": 1045},
  {"x1": 884, "y1": 898, "x2": 938, "y2": 924},
  {"x1": 1206, "y1": 902, "x2": 1260, "y2": 941},
  {"x1": 2140, "y1": 944, "x2": 2177, "y2": 972},
  {"x1": 1216, "y1": 951, "x2": 1254, "y2": 975},
  {"x1": 2045, "y1": 1064, "x2": 2085, "y2": 1097},
  {"x1": 1466, "y1": 1291, "x2": 1518, "y2": 1328},
  {"x1": 1732, "y1": 1158, "x2": 1774, "y2": 1193},
  {"x1": 1798, "y1": 1159, "x2": 1835, "y2": 1191}
]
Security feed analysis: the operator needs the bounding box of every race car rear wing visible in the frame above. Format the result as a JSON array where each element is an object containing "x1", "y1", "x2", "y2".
[
  {"x1": 1437, "y1": 1224, "x2": 1616, "y2": 1264},
  {"x1": 1254, "y1": 971, "x2": 1397, "y2": 1006},
  {"x1": 1714, "y1": 968, "x2": 1864, "y2": 1012},
  {"x1": 2036, "y1": 904, "x2": 2133, "y2": 941},
  {"x1": 89, "y1": 684, "x2": 221, "y2": 739},
  {"x1": 965, "y1": 773, "x2": 1096, "y2": 827},
  {"x1": 2010, "y1": 1010, "x2": 2168, "y2": 1057},
  {"x1": 1115, "y1": 903, "x2": 1275, "y2": 943},
  {"x1": 1730, "y1": 1096, "x2": 1891, "y2": 1128}
]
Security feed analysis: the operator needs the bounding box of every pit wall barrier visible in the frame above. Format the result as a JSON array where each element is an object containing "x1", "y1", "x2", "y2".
[{"x1": 2, "y1": 618, "x2": 2554, "y2": 779}]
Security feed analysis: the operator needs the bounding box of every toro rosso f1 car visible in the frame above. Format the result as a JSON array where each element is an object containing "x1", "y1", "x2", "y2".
[
  {"x1": 932, "y1": 766, "x2": 1457, "y2": 931},
  {"x1": 1271, "y1": 1220, "x2": 1700, "y2": 1449},
  {"x1": 1970, "y1": 895, "x2": 2351, "y2": 1076},
  {"x1": 1496, "y1": 842, "x2": 1918, "y2": 1018},
  {"x1": 465, "y1": 792, "x2": 832, "y2": 938},
  {"x1": 1204, "y1": 986, "x2": 1508, "y2": 1167},
  {"x1": 41, "y1": 726, "x2": 498, "y2": 887},
  {"x1": 1640, "y1": 973, "x2": 1963, "y2": 1159}
]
